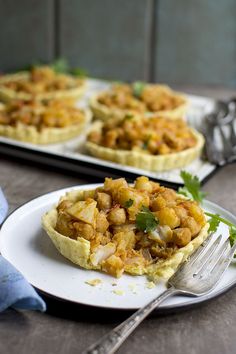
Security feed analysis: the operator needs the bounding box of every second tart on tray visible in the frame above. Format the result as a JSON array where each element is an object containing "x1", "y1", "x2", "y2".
[
  {"x1": 90, "y1": 83, "x2": 188, "y2": 121},
  {"x1": 0, "y1": 99, "x2": 91, "y2": 144},
  {"x1": 86, "y1": 114, "x2": 204, "y2": 172}
]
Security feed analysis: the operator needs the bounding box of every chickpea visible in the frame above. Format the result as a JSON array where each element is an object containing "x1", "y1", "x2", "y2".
[
  {"x1": 172, "y1": 228, "x2": 191, "y2": 247},
  {"x1": 107, "y1": 207, "x2": 126, "y2": 225},
  {"x1": 174, "y1": 206, "x2": 188, "y2": 221},
  {"x1": 97, "y1": 192, "x2": 112, "y2": 210},
  {"x1": 181, "y1": 217, "x2": 201, "y2": 238},
  {"x1": 188, "y1": 203, "x2": 206, "y2": 226},
  {"x1": 73, "y1": 222, "x2": 94, "y2": 241},
  {"x1": 150, "y1": 181, "x2": 160, "y2": 193},
  {"x1": 103, "y1": 130, "x2": 118, "y2": 148},
  {"x1": 88, "y1": 131, "x2": 101, "y2": 144},
  {"x1": 96, "y1": 212, "x2": 109, "y2": 233},
  {"x1": 158, "y1": 143, "x2": 171, "y2": 155},
  {"x1": 135, "y1": 176, "x2": 153, "y2": 193},
  {"x1": 160, "y1": 188, "x2": 177, "y2": 202},
  {"x1": 156, "y1": 207, "x2": 180, "y2": 229},
  {"x1": 151, "y1": 195, "x2": 166, "y2": 211},
  {"x1": 55, "y1": 212, "x2": 75, "y2": 238}
]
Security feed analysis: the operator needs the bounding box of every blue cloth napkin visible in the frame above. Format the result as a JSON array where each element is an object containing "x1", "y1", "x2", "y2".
[{"x1": 0, "y1": 188, "x2": 46, "y2": 312}]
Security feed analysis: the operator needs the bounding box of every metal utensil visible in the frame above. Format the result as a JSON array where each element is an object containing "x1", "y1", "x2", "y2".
[
  {"x1": 83, "y1": 234, "x2": 236, "y2": 354},
  {"x1": 204, "y1": 98, "x2": 236, "y2": 165}
]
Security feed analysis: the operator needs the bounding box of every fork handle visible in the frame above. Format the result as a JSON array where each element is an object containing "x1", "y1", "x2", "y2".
[{"x1": 83, "y1": 287, "x2": 178, "y2": 354}]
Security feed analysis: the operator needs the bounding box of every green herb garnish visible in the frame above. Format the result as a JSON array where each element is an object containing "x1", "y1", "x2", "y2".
[
  {"x1": 135, "y1": 206, "x2": 158, "y2": 233},
  {"x1": 132, "y1": 81, "x2": 146, "y2": 98},
  {"x1": 124, "y1": 199, "x2": 134, "y2": 208},
  {"x1": 142, "y1": 135, "x2": 151, "y2": 150},
  {"x1": 124, "y1": 114, "x2": 134, "y2": 120},
  {"x1": 178, "y1": 170, "x2": 206, "y2": 203},
  {"x1": 71, "y1": 67, "x2": 88, "y2": 78},
  {"x1": 180, "y1": 171, "x2": 236, "y2": 249},
  {"x1": 205, "y1": 212, "x2": 236, "y2": 247},
  {"x1": 50, "y1": 58, "x2": 69, "y2": 73}
]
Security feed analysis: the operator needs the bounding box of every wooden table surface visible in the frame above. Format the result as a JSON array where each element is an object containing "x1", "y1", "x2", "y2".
[{"x1": 1, "y1": 86, "x2": 236, "y2": 354}]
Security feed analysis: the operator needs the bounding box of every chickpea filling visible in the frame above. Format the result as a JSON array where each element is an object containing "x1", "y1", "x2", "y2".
[
  {"x1": 0, "y1": 99, "x2": 85, "y2": 129},
  {"x1": 2, "y1": 66, "x2": 84, "y2": 94},
  {"x1": 97, "y1": 83, "x2": 185, "y2": 113},
  {"x1": 88, "y1": 115, "x2": 197, "y2": 154},
  {"x1": 55, "y1": 176, "x2": 206, "y2": 277}
]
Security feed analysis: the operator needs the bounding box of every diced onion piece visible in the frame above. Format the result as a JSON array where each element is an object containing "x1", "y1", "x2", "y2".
[
  {"x1": 90, "y1": 242, "x2": 116, "y2": 266},
  {"x1": 148, "y1": 225, "x2": 172, "y2": 243}
]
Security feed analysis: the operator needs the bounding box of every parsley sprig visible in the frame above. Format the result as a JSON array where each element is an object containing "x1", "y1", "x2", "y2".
[
  {"x1": 124, "y1": 199, "x2": 134, "y2": 208},
  {"x1": 28, "y1": 58, "x2": 88, "y2": 78},
  {"x1": 132, "y1": 81, "x2": 146, "y2": 98},
  {"x1": 178, "y1": 171, "x2": 206, "y2": 203},
  {"x1": 205, "y1": 212, "x2": 236, "y2": 247},
  {"x1": 135, "y1": 206, "x2": 158, "y2": 233},
  {"x1": 179, "y1": 170, "x2": 236, "y2": 248}
]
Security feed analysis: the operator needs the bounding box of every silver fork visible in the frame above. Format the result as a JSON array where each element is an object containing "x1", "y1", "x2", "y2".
[
  {"x1": 83, "y1": 234, "x2": 236, "y2": 354},
  {"x1": 204, "y1": 100, "x2": 236, "y2": 165}
]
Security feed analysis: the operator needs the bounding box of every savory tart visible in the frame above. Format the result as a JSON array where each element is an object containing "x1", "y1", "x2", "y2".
[
  {"x1": 86, "y1": 115, "x2": 204, "y2": 171},
  {"x1": 42, "y1": 176, "x2": 209, "y2": 281},
  {"x1": 0, "y1": 99, "x2": 91, "y2": 144},
  {"x1": 90, "y1": 83, "x2": 188, "y2": 121},
  {"x1": 0, "y1": 66, "x2": 86, "y2": 102}
]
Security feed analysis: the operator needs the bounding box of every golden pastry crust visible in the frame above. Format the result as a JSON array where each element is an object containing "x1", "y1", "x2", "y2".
[
  {"x1": 86, "y1": 119, "x2": 204, "y2": 172},
  {"x1": 0, "y1": 100, "x2": 92, "y2": 144},
  {"x1": 90, "y1": 84, "x2": 188, "y2": 121},
  {"x1": 42, "y1": 177, "x2": 209, "y2": 282},
  {"x1": 0, "y1": 71, "x2": 86, "y2": 103}
]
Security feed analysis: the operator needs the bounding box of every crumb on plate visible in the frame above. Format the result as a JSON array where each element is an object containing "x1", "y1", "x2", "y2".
[
  {"x1": 85, "y1": 278, "x2": 102, "y2": 286},
  {"x1": 146, "y1": 281, "x2": 156, "y2": 289},
  {"x1": 113, "y1": 289, "x2": 124, "y2": 296}
]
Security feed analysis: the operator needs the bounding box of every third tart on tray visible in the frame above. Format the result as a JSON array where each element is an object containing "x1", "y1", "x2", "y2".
[{"x1": 86, "y1": 114, "x2": 204, "y2": 171}]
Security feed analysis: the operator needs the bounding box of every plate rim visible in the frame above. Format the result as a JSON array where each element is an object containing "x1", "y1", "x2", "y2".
[{"x1": 1, "y1": 184, "x2": 236, "y2": 311}]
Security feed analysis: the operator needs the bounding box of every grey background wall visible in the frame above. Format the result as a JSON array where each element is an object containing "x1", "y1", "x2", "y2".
[{"x1": 0, "y1": 0, "x2": 236, "y2": 87}]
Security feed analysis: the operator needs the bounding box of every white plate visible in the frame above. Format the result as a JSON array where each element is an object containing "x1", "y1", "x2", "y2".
[
  {"x1": 1, "y1": 184, "x2": 235, "y2": 311},
  {"x1": 0, "y1": 79, "x2": 216, "y2": 185}
]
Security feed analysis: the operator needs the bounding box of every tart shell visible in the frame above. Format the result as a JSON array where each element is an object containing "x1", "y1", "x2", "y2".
[
  {"x1": 0, "y1": 109, "x2": 92, "y2": 144},
  {"x1": 42, "y1": 188, "x2": 209, "y2": 281},
  {"x1": 86, "y1": 122, "x2": 205, "y2": 172},
  {"x1": 90, "y1": 85, "x2": 188, "y2": 121},
  {"x1": 0, "y1": 72, "x2": 86, "y2": 102}
]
